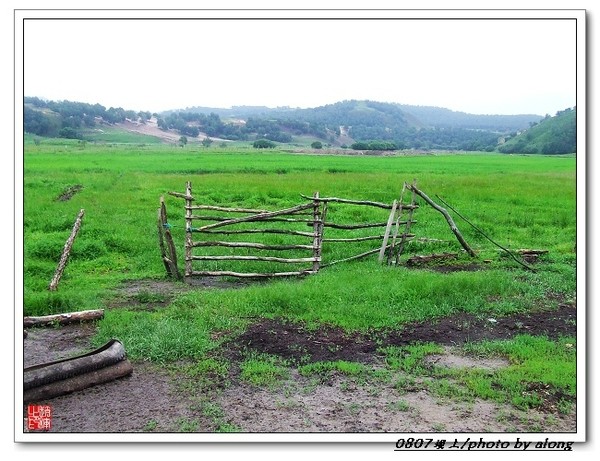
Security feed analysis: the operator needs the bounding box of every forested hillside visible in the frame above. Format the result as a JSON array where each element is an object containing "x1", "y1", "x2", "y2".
[{"x1": 497, "y1": 107, "x2": 576, "y2": 154}]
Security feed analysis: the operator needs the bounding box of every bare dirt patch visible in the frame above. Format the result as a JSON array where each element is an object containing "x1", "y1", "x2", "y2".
[{"x1": 21, "y1": 281, "x2": 577, "y2": 435}]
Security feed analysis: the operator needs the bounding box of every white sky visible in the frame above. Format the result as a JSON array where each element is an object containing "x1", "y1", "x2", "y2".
[{"x1": 22, "y1": 13, "x2": 578, "y2": 116}]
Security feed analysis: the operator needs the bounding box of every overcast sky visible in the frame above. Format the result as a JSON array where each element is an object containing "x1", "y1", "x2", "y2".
[{"x1": 22, "y1": 14, "x2": 577, "y2": 116}]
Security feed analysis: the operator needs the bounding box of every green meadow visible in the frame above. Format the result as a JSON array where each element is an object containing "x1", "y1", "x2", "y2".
[{"x1": 22, "y1": 138, "x2": 577, "y2": 366}]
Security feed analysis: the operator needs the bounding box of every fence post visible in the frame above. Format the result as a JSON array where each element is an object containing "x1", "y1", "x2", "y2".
[
  {"x1": 312, "y1": 192, "x2": 322, "y2": 273},
  {"x1": 184, "y1": 181, "x2": 193, "y2": 280}
]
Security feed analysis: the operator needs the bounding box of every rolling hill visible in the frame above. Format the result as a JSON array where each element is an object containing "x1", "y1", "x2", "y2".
[{"x1": 26, "y1": 96, "x2": 568, "y2": 153}]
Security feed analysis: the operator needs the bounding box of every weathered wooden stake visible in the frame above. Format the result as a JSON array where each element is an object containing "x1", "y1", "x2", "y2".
[{"x1": 48, "y1": 209, "x2": 85, "y2": 291}]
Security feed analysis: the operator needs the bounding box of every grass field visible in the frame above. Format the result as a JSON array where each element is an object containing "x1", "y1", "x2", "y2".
[{"x1": 21, "y1": 137, "x2": 578, "y2": 419}]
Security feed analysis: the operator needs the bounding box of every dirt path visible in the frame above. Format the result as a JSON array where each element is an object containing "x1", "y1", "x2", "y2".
[{"x1": 21, "y1": 279, "x2": 577, "y2": 436}]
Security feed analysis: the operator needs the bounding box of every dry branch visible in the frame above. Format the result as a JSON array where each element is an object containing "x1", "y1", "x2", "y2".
[
  {"x1": 24, "y1": 309, "x2": 105, "y2": 328},
  {"x1": 48, "y1": 209, "x2": 85, "y2": 291}
]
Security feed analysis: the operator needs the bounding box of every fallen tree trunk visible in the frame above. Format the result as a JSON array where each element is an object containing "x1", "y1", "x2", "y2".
[{"x1": 23, "y1": 309, "x2": 104, "y2": 328}]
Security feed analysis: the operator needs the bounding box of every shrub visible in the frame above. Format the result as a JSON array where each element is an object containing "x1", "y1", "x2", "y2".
[{"x1": 252, "y1": 139, "x2": 276, "y2": 149}]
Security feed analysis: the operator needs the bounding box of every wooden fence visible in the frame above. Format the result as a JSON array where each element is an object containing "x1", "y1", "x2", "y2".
[{"x1": 160, "y1": 181, "x2": 420, "y2": 281}]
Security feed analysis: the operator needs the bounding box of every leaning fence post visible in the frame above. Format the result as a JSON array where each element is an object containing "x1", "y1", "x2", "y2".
[
  {"x1": 379, "y1": 200, "x2": 398, "y2": 263},
  {"x1": 48, "y1": 209, "x2": 85, "y2": 291}
]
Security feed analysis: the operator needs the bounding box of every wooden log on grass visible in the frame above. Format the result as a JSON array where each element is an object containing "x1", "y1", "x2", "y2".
[
  {"x1": 24, "y1": 309, "x2": 105, "y2": 328},
  {"x1": 48, "y1": 209, "x2": 85, "y2": 291}
]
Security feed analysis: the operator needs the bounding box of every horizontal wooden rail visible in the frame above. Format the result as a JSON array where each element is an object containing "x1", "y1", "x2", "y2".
[
  {"x1": 196, "y1": 228, "x2": 315, "y2": 238},
  {"x1": 191, "y1": 215, "x2": 316, "y2": 224},
  {"x1": 321, "y1": 245, "x2": 392, "y2": 268},
  {"x1": 168, "y1": 191, "x2": 194, "y2": 201},
  {"x1": 196, "y1": 203, "x2": 314, "y2": 231},
  {"x1": 186, "y1": 205, "x2": 269, "y2": 213},
  {"x1": 192, "y1": 241, "x2": 314, "y2": 250},
  {"x1": 189, "y1": 255, "x2": 320, "y2": 263},
  {"x1": 300, "y1": 194, "x2": 393, "y2": 209},
  {"x1": 322, "y1": 220, "x2": 415, "y2": 230},
  {"x1": 322, "y1": 233, "x2": 414, "y2": 243},
  {"x1": 190, "y1": 270, "x2": 316, "y2": 278}
]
